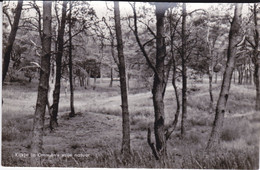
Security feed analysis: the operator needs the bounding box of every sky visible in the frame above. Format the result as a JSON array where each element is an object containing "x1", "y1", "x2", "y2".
[{"x1": 89, "y1": 2, "x2": 250, "y2": 19}]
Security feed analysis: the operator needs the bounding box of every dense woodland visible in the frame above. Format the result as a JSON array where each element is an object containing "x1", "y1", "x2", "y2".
[{"x1": 2, "y1": 1, "x2": 260, "y2": 168}]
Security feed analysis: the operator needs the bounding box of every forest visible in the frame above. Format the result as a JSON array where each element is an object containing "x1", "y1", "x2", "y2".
[{"x1": 1, "y1": 1, "x2": 260, "y2": 169}]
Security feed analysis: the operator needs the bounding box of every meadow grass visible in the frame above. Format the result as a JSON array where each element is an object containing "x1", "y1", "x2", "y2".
[{"x1": 2, "y1": 79, "x2": 259, "y2": 168}]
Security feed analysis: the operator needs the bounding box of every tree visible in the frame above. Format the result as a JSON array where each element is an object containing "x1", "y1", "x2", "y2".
[
  {"x1": 114, "y1": 1, "x2": 131, "y2": 158},
  {"x1": 252, "y1": 3, "x2": 260, "y2": 110},
  {"x1": 246, "y1": 4, "x2": 260, "y2": 110},
  {"x1": 164, "y1": 7, "x2": 182, "y2": 139},
  {"x1": 180, "y1": 3, "x2": 188, "y2": 137},
  {"x1": 102, "y1": 16, "x2": 118, "y2": 87},
  {"x1": 2, "y1": 0, "x2": 23, "y2": 82},
  {"x1": 189, "y1": 7, "x2": 230, "y2": 113},
  {"x1": 129, "y1": 2, "x2": 177, "y2": 161},
  {"x1": 68, "y1": 2, "x2": 75, "y2": 117},
  {"x1": 50, "y1": 1, "x2": 68, "y2": 130},
  {"x1": 207, "y1": 3, "x2": 243, "y2": 150},
  {"x1": 31, "y1": 1, "x2": 52, "y2": 166}
]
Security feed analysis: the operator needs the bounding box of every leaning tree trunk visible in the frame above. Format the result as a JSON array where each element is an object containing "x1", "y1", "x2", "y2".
[
  {"x1": 31, "y1": 1, "x2": 52, "y2": 166},
  {"x1": 68, "y1": 2, "x2": 75, "y2": 117},
  {"x1": 114, "y1": 1, "x2": 131, "y2": 157},
  {"x1": 207, "y1": 4, "x2": 243, "y2": 150},
  {"x1": 2, "y1": 0, "x2": 23, "y2": 82},
  {"x1": 50, "y1": 1, "x2": 68, "y2": 129},
  {"x1": 181, "y1": 3, "x2": 188, "y2": 137}
]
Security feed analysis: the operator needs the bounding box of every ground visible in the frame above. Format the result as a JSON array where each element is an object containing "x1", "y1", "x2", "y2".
[{"x1": 1, "y1": 78, "x2": 260, "y2": 168}]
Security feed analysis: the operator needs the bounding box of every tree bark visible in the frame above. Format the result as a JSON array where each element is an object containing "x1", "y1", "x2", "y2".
[
  {"x1": 209, "y1": 71, "x2": 214, "y2": 113},
  {"x1": 181, "y1": 3, "x2": 188, "y2": 137},
  {"x1": 233, "y1": 69, "x2": 236, "y2": 83},
  {"x1": 114, "y1": 1, "x2": 131, "y2": 157},
  {"x1": 130, "y1": 3, "x2": 169, "y2": 161},
  {"x1": 50, "y1": 1, "x2": 67, "y2": 129},
  {"x1": 207, "y1": 4, "x2": 243, "y2": 150},
  {"x1": 2, "y1": 0, "x2": 23, "y2": 82},
  {"x1": 252, "y1": 3, "x2": 260, "y2": 111},
  {"x1": 68, "y1": 2, "x2": 75, "y2": 117},
  {"x1": 152, "y1": 4, "x2": 167, "y2": 160},
  {"x1": 31, "y1": 1, "x2": 52, "y2": 166},
  {"x1": 109, "y1": 67, "x2": 113, "y2": 87}
]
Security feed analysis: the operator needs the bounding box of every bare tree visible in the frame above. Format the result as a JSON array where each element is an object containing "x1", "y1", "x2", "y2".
[
  {"x1": 2, "y1": 0, "x2": 23, "y2": 82},
  {"x1": 250, "y1": 4, "x2": 260, "y2": 111},
  {"x1": 207, "y1": 3, "x2": 243, "y2": 150},
  {"x1": 31, "y1": 1, "x2": 52, "y2": 166},
  {"x1": 129, "y1": 2, "x2": 176, "y2": 161},
  {"x1": 252, "y1": 4, "x2": 260, "y2": 111},
  {"x1": 69, "y1": 2, "x2": 75, "y2": 117},
  {"x1": 50, "y1": 1, "x2": 68, "y2": 129},
  {"x1": 180, "y1": 3, "x2": 188, "y2": 137},
  {"x1": 114, "y1": 1, "x2": 131, "y2": 158}
]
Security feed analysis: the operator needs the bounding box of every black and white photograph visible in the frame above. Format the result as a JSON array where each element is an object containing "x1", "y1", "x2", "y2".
[{"x1": 1, "y1": 1, "x2": 260, "y2": 169}]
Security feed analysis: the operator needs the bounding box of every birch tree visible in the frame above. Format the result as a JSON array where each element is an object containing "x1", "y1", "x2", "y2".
[
  {"x1": 207, "y1": 3, "x2": 243, "y2": 150},
  {"x1": 31, "y1": 1, "x2": 52, "y2": 166}
]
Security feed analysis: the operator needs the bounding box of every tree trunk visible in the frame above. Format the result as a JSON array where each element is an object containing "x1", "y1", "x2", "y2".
[
  {"x1": 93, "y1": 76, "x2": 97, "y2": 90},
  {"x1": 130, "y1": 3, "x2": 168, "y2": 161},
  {"x1": 209, "y1": 71, "x2": 214, "y2": 113},
  {"x1": 233, "y1": 69, "x2": 236, "y2": 83},
  {"x1": 109, "y1": 67, "x2": 113, "y2": 87},
  {"x1": 239, "y1": 67, "x2": 243, "y2": 84},
  {"x1": 249, "y1": 63, "x2": 252, "y2": 85},
  {"x1": 2, "y1": 0, "x2": 23, "y2": 82},
  {"x1": 68, "y1": 2, "x2": 75, "y2": 117},
  {"x1": 114, "y1": 1, "x2": 131, "y2": 157},
  {"x1": 50, "y1": 1, "x2": 67, "y2": 130},
  {"x1": 48, "y1": 61, "x2": 55, "y2": 121},
  {"x1": 252, "y1": 3, "x2": 260, "y2": 111},
  {"x1": 87, "y1": 70, "x2": 90, "y2": 86},
  {"x1": 181, "y1": 3, "x2": 188, "y2": 137},
  {"x1": 207, "y1": 4, "x2": 243, "y2": 150},
  {"x1": 255, "y1": 63, "x2": 260, "y2": 110},
  {"x1": 215, "y1": 73, "x2": 217, "y2": 83},
  {"x1": 151, "y1": 4, "x2": 168, "y2": 161},
  {"x1": 31, "y1": 1, "x2": 52, "y2": 166}
]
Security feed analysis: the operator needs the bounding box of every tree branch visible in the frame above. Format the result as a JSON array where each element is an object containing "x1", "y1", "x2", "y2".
[
  {"x1": 3, "y1": 9, "x2": 13, "y2": 27},
  {"x1": 129, "y1": 2, "x2": 158, "y2": 77},
  {"x1": 139, "y1": 20, "x2": 156, "y2": 38}
]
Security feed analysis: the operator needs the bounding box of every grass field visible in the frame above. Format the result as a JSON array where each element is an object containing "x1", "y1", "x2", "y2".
[{"x1": 1, "y1": 78, "x2": 259, "y2": 168}]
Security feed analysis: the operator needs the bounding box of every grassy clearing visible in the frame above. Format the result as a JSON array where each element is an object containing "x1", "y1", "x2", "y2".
[{"x1": 2, "y1": 79, "x2": 259, "y2": 168}]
